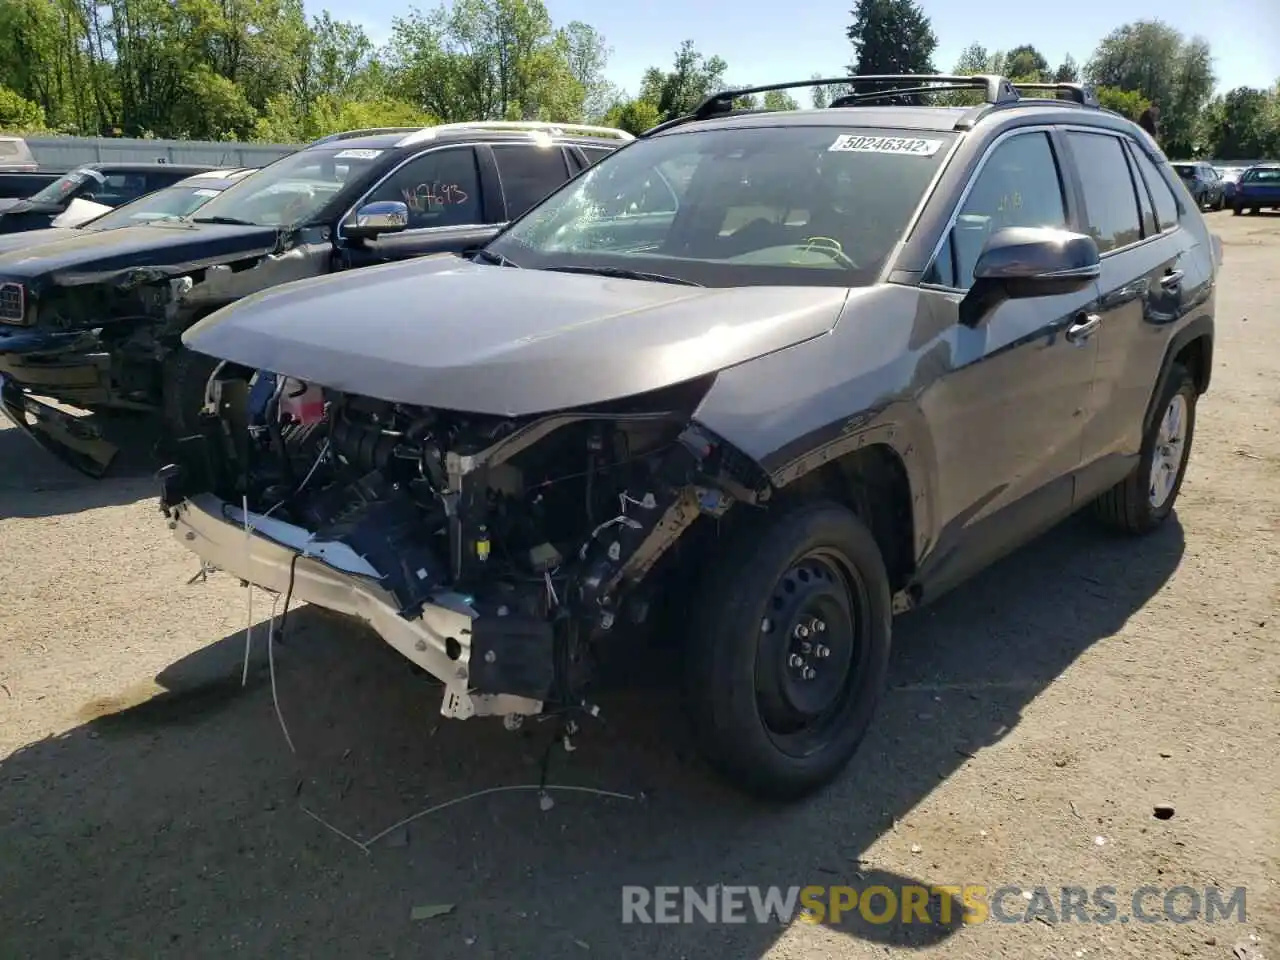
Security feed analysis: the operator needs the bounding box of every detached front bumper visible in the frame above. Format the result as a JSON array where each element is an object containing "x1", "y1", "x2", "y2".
[
  {"x1": 168, "y1": 493, "x2": 550, "y2": 720},
  {"x1": 0, "y1": 371, "x2": 117, "y2": 476}
]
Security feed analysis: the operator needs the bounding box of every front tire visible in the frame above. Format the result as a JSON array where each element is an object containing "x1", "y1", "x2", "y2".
[
  {"x1": 161, "y1": 346, "x2": 222, "y2": 438},
  {"x1": 1092, "y1": 363, "x2": 1197, "y2": 534},
  {"x1": 684, "y1": 501, "x2": 892, "y2": 800}
]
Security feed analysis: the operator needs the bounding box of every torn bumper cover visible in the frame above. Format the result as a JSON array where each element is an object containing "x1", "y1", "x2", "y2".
[
  {"x1": 0, "y1": 370, "x2": 117, "y2": 476},
  {"x1": 168, "y1": 492, "x2": 553, "y2": 720}
]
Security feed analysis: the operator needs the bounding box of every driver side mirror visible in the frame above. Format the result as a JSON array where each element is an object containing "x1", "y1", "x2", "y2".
[
  {"x1": 342, "y1": 200, "x2": 409, "y2": 241},
  {"x1": 960, "y1": 226, "x2": 1101, "y2": 327}
]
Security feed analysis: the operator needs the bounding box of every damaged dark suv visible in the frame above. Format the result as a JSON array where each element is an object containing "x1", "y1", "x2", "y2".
[
  {"x1": 159, "y1": 75, "x2": 1216, "y2": 799},
  {"x1": 0, "y1": 121, "x2": 632, "y2": 475}
]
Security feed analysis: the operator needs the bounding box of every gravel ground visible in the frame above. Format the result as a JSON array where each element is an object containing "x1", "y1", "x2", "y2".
[{"x1": 0, "y1": 211, "x2": 1276, "y2": 960}]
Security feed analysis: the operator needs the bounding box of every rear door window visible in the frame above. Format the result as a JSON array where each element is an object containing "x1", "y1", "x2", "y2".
[
  {"x1": 1127, "y1": 146, "x2": 1180, "y2": 232},
  {"x1": 1065, "y1": 132, "x2": 1143, "y2": 254},
  {"x1": 492, "y1": 144, "x2": 572, "y2": 219}
]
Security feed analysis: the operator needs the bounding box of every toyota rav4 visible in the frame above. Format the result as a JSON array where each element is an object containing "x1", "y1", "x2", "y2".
[{"x1": 158, "y1": 75, "x2": 1217, "y2": 800}]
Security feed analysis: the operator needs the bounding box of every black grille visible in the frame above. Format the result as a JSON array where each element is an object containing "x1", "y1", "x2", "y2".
[{"x1": 0, "y1": 283, "x2": 23, "y2": 324}]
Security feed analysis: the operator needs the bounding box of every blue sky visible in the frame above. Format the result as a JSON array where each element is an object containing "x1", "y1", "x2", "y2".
[{"x1": 312, "y1": 0, "x2": 1278, "y2": 99}]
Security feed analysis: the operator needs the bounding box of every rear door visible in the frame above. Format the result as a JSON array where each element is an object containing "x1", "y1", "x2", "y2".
[
  {"x1": 1064, "y1": 129, "x2": 1199, "y2": 500},
  {"x1": 337, "y1": 145, "x2": 500, "y2": 268},
  {"x1": 915, "y1": 127, "x2": 1102, "y2": 589}
]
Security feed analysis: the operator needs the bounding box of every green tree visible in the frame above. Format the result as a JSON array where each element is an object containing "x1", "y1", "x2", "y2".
[
  {"x1": 1003, "y1": 44, "x2": 1049, "y2": 82},
  {"x1": 1085, "y1": 20, "x2": 1216, "y2": 156},
  {"x1": 637, "y1": 40, "x2": 729, "y2": 121},
  {"x1": 0, "y1": 85, "x2": 48, "y2": 132},
  {"x1": 1053, "y1": 54, "x2": 1080, "y2": 83},
  {"x1": 601, "y1": 97, "x2": 661, "y2": 135},
  {"x1": 810, "y1": 73, "x2": 852, "y2": 109},
  {"x1": 845, "y1": 0, "x2": 938, "y2": 105},
  {"x1": 846, "y1": 0, "x2": 937, "y2": 75},
  {"x1": 1203, "y1": 86, "x2": 1280, "y2": 160},
  {"x1": 762, "y1": 90, "x2": 800, "y2": 112},
  {"x1": 1095, "y1": 85, "x2": 1150, "y2": 122}
]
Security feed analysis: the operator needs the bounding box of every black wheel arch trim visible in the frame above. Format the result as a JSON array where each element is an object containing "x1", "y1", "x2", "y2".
[
  {"x1": 1143, "y1": 314, "x2": 1213, "y2": 440},
  {"x1": 692, "y1": 399, "x2": 938, "y2": 571}
]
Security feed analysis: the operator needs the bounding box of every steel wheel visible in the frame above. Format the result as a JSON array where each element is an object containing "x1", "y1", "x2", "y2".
[{"x1": 755, "y1": 550, "x2": 870, "y2": 759}]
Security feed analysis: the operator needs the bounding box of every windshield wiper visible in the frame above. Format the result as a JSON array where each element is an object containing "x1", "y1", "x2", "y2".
[
  {"x1": 191, "y1": 215, "x2": 256, "y2": 226},
  {"x1": 541, "y1": 265, "x2": 702, "y2": 286},
  {"x1": 471, "y1": 248, "x2": 520, "y2": 267}
]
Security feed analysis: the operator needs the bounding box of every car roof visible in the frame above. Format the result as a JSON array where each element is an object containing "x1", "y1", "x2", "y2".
[
  {"x1": 171, "y1": 168, "x2": 257, "y2": 190},
  {"x1": 78, "y1": 162, "x2": 217, "y2": 174},
  {"x1": 303, "y1": 122, "x2": 635, "y2": 153}
]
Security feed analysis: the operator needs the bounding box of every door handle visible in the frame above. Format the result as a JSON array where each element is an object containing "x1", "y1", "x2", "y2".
[
  {"x1": 1160, "y1": 269, "x2": 1185, "y2": 289},
  {"x1": 1065, "y1": 312, "x2": 1101, "y2": 344}
]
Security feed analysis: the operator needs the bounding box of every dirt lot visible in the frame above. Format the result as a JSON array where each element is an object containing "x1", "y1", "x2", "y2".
[{"x1": 1, "y1": 211, "x2": 1277, "y2": 960}]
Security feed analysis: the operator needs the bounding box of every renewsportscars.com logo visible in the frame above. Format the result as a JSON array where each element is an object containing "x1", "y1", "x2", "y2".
[{"x1": 621, "y1": 885, "x2": 1249, "y2": 926}]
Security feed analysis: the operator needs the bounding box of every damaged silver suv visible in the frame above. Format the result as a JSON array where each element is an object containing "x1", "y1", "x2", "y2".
[{"x1": 159, "y1": 74, "x2": 1216, "y2": 799}]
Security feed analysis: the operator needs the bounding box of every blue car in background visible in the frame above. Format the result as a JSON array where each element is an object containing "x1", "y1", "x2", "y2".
[{"x1": 1232, "y1": 163, "x2": 1280, "y2": 215}]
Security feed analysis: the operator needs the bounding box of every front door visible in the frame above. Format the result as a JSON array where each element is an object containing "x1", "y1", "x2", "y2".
[{"x1": 338, "y1": 145, "x2": 499, "y2": 269}]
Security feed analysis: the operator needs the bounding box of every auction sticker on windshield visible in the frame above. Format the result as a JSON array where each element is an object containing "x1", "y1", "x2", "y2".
[
  {"x1": 828, "y1": 135, "x2": 943, "y2": 156},
  {"x1": 334, "y1": 149, "x2": 383, "y2": 160}
]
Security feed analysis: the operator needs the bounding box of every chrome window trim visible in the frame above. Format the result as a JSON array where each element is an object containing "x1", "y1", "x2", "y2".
[{"x1": 917, "y1": 124, "x2": 1063, "y2": 293}]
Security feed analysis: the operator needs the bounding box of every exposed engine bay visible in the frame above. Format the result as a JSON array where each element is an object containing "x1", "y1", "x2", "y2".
[{"x1": 159, "y1": 366, "x2": 773, "y2": 719}]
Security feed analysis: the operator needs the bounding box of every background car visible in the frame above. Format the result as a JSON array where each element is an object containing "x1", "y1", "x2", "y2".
[
  {"x1": 0, "y1": 162, "x2": 217, "y2": 234},
  {"x1": 1171, "y1": 161, "x2": 1225, "y2": 210},
  {"x1": 0, "y1": 168, "x2": 258, "y2": 256},
  {"x1": 1215, "y1": 164, "x2": 1247, "y2": 204},
  {"x1": 1232, "y1": 163, "x2": 1280, "y2": 214},
  {"x1": 0, "y1": 121, "x2": 632, "y2": 476}
]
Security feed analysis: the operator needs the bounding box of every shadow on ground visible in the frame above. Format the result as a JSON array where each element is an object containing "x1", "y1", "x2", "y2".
[
  {"x1": 0, "y1": 414, "x2": 162, "y2": 519},
  {"x1": 0, "y1": 514, "x2": 1186, "y2": 959}
]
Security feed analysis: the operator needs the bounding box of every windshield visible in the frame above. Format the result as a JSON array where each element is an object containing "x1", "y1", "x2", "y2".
[
  {"x1": 83, "y1": 183, "x2": 226, "y2": 230},
  {"x1": 485, "y1": 125, "x2": 956, "y2": 287},
  {"x1": 29, "y1": 167, "x2": 105, "y2": 205},
  {"x1": 189, "y1": 148, "x2": 381, "y2": 227}
]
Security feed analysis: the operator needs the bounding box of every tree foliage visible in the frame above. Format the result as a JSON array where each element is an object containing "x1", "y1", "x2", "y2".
[{"x1": 0, "y1": 2, "x2": 1274, "y2": 161}]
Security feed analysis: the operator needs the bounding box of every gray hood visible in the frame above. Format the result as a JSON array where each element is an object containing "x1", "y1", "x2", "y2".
[{"x1": 183, "y1": 256, "x2": 849, "y2": 416}]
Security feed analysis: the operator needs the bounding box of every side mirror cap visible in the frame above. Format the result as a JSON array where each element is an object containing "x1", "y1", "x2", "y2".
[
  {"x1": 961, "y1": 227, "x2": 1101, "y2": 327},
  {"x1": 342, "y1": 200, "x2": 409, "y2": 241}
]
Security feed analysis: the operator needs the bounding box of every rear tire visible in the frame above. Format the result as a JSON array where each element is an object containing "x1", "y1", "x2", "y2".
[
  {"x1": 1232, "y1": 203, "x2": 1242, "y2": 216},
  {"x1": 1092, "y1": 363, "x2": 1197, "y2": 535},
  {"x1": 684, "y1": 500, "x2": 893, "y2": 800},
  {"x1": 160, "y1": 346, "x2": 221, "y2": 438}
]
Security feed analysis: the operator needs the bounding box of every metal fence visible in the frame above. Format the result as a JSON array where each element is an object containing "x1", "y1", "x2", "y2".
[{"x1": 20, "y1": 135, "x2": 300, "y2": 171}]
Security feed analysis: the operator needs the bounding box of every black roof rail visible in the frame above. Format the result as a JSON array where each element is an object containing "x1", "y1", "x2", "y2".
[
  {"x1": 641, "y1": 73, "x2": 1022, "y2": 136},
  {"x1": 638, "y1": 74, "x2": 1105, "y2": 138},
  {"x1": 1008, "y1": 81, "x2": 1099, "y2": 107}
]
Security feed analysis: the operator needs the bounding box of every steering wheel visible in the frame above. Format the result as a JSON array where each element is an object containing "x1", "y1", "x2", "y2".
[{"x1": 793, "y1": 236, "x2": 858, "y2": 269}]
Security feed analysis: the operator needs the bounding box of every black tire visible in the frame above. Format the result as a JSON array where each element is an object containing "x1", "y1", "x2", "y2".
[
  {"x1": 683, "y1": 500, "x2": 893, "y2": 800},
  {"x1": 1213, "y1": 194, "x2": 1224, "y2": 211},
  {"x1": 1092, "y1": 363, "x2": 1197, "y2": 534},
  {"x1": 1232, "y1": 203, "x2": 1242, "y2": 216},
  {"x1": 161, "y1": 346, "x2": 222, "y2": 438}
]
